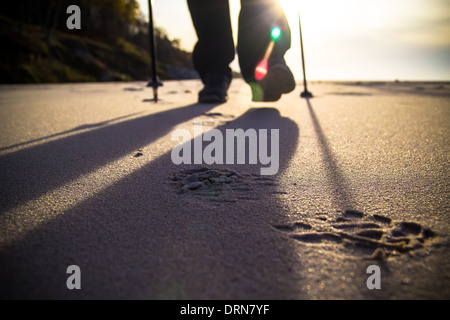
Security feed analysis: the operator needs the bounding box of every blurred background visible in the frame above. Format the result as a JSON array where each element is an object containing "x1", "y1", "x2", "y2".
[
  {"x1": 1, "y1": 0, "x2": 449, "y2": 84},
  {"x1": 0, "y1": 0, "x2": 197, "y2": 83}
]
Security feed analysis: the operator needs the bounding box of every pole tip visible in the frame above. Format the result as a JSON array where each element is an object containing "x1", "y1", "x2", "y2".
[{"x1": 301, "y1": 90, "x2": 313, "y2": 98}]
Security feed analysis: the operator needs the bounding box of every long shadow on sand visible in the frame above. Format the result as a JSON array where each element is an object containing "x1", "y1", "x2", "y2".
[
  {"x1": 305, "y1": 99, "x2": 356, "y2": 211},
  {"x1": 0, "y1": 106, "x2": 301, "y2": 299},
  {"x1": 0, "y1": 103, "x2": 221, "y2": 213},
  {"x1": 0, "y1": 113, "x2": 143, "y2": 152}
]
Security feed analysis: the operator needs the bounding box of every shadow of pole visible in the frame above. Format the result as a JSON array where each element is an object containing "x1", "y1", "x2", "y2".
[
  {"x1": 0, "y1": 112, "x2": 144, "y2": 152},
  {"x1": 305, "y1": 98, "x2": 357, "y2": 212},
  {"x1": 0, "y1": 102, "x2": 222, "y2": 213}
]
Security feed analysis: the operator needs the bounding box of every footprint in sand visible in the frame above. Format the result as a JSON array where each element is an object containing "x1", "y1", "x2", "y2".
[
  {"x1": 169, "y1": 167, "x2": 278, "y2": 203},
  {"x1": 199, "y1": 113, "x2": 236, "y2": 126},
  {"x1": 273, "y1": 210, "x2": 438, "y2": 259}
]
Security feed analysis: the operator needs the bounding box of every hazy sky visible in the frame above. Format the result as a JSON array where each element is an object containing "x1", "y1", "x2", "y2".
[{"x1": 138, "y1": 0, "x2": 450, "y2": 81}]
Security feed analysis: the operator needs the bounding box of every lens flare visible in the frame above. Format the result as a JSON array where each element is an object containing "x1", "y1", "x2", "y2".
[
  {"x1": 254, "y1": 27, "x2": 281, "y2": 81},
  {"x1": 255, "y1": 60, "x2": 268, "y2": 81},
  {"x1": 271, "y1": 27, "x2": 282, "y2": 41}
]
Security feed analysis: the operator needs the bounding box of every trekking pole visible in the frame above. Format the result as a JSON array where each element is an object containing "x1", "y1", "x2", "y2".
[
  {"x1": 298, "y1": 12, "x2": 313, "y2": 98},
  {"x1": 147, "y1": 0, "x2": 163, "y2": 102}
]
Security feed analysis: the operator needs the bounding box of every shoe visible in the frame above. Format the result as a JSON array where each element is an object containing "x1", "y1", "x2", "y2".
[
  {"x1": 251, "y1": 59, "x2": 296, "y2": 102},
  {"x1": 198, "y1": 74, "x2": 231, "y2": 103}
]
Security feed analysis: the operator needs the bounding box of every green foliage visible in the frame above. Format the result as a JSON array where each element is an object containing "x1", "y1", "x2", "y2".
[{"x1": 0, "y1": 1, "x2": 196, "y2": 83}]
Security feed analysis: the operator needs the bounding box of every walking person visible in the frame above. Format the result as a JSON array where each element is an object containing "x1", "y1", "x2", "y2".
[{"x1": 187, "y1": 0, "x2": 296, "y2": 103}]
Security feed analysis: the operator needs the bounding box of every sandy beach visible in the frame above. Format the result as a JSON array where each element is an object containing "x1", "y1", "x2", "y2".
[{"x1": 0, "y1": 79, "x2": 449, "y2": 299}]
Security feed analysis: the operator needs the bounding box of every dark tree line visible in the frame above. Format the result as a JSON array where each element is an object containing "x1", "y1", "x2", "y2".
[
  {"x1": 0, "y1": 0, "x2": 140, "y2": 40},
  {"x1": 0, "y1": 0, "x2": 196, "y2": 82},
  {"x1": 0, "y1": 0, "x2": 192, "y2": 58}
]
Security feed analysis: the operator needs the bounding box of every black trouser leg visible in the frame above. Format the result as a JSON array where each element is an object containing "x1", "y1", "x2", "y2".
[
  {"x1": 187, "y1": 0, "x2": 235, "y2": 82},
  {"x1": 237, "y1": 0, "x2": 291, "y2": 83}
]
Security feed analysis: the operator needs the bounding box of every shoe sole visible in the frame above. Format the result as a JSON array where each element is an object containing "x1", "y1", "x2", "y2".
[
  {"x1": 262, "y1": 64, "x2": 296, "y2": 94},
  {"x1": 252, "y1": 64, "x2": 296, "y2": 102},
  {"x1": 198, "y1": 94, "x2": 227, "y2": 103}
]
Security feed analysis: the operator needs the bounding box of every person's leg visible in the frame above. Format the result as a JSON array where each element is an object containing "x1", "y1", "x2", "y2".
[
  {"x1": 187, "y1": 0, "x2": 235, "y2": 102},
  {"x1": 238, "y1": 0, "x2": 295, "y2": 101}
]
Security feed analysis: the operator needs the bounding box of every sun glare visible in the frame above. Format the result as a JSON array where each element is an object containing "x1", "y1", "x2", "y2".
[
  {"x1": 280, "y1": 0, "x2": 299, "y2": 14},
  {"x1": 148, "y1": 0, "x2": 450, "y2": 81}
]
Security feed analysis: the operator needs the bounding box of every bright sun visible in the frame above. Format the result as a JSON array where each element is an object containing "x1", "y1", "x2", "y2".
[{"x1": 280, "y1": 0, "x2": 299, "y2": 13}]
